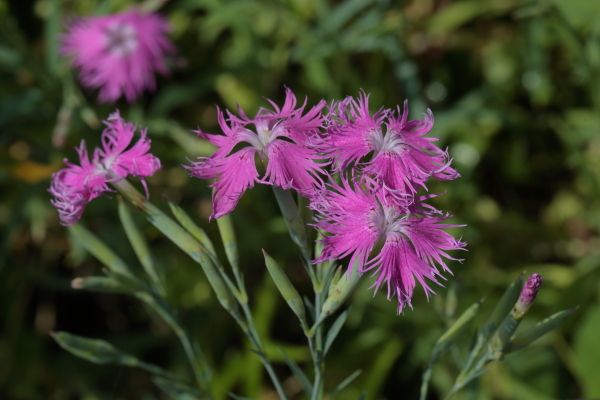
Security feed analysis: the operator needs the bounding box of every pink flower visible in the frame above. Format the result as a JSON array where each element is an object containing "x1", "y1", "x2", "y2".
[
  {"x1": 324, "y1": 93, "x2": 458, "y2": 195},
  {"x1": 312, "y1": 178, "x2": 465, "y2": 312},
  {"x1": 62, "y1": 9, "x2": 175, "y2": 103},
  {"x1": 186, "y1": 88, "x2": 327, "y2": 219},
  {"x1": 49, "y1": 112, "x2": 161, "y2": 225}
]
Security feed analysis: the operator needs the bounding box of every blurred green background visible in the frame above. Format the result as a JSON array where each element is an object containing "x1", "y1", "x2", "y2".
[{"x1": 1, "y1": 0, "x2": 600, "y2": 398}]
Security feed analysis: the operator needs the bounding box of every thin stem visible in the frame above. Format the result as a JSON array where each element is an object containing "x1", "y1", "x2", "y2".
[
  {"x1": 174, "y1": 324, "x2": 210, "y2": 390},
  {"x1": 114, "y1": 180, "x2": 287, "y2": 398},
  {"x1": 271, "y1": 187, "x2": 329, "y2": 399},
  {"x1": 239, "y1": 302, "x2": 289, "y2": 400},
  {"x1": 419, "y1": 358, "x2": 435, "y2": 400},
  {"x1": 144, "y1": 296, "x2": 212, "y2": 393},
  {"x1": 310, "y1": 288, "x2": 325, "y2": 400}
]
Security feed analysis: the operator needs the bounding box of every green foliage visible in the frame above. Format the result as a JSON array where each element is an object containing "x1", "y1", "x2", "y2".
[
  {"x1": 574, "y1": 305, "x2": 600, "y2": 398},
  {"x1": 1, "y1": 0, "x2": 599, "y2": 398}
]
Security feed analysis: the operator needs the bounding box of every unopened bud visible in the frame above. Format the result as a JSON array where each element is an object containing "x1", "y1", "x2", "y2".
[{"x1": 514, "y1": 273, "x2": 543, "y2": 318}]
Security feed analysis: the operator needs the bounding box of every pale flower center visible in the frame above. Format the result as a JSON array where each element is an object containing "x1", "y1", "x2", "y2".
[
  {"x1": 368, "y1": 129, "x2": 406, "y2": 155},
  {"x1": 371, "y1": 203, "x2": 407, "y2": 239},
  {"x1": 243, "y1": 120, "x2": 288, "y2": 154},
  {"x1": 104, "y1": 23, "x2": 138, "y2": 57}
]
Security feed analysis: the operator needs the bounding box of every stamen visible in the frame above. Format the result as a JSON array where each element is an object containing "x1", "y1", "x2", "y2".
[{"x1": 104, "y1": 23, "x2": 138, "y2": 56}]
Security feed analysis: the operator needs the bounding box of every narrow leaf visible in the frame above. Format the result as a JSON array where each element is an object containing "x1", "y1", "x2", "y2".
[
  {"x1": 153, "y1": 376, "x2": 201, "y2": 400},
  {"x1": 280, "y1": 349, "x2": 312, "y2": 395},
  {"x1": 321, "y1": 263, "x2": 361, "y2": 319},
  {"x1": 71, "y1": 275, "x2": 129, "y2": 294},
  {"x1": 228, "y1": 394, "x2": 253, "y2": 400},
  {"x1": 484, "y1": 274, "x2": 524, "y2": 336},
  {"x1": 509, "y1": 307, "x2": 578, "y2": 352},
  {"x1": 51, "y1": 331, "x2": 169, "y2": 377},
  {"x1": 331, "y1": 369, "x2": 362, "y2": 398},
  {"x1": 114, "y1": 181, "x2": 235, "y2": 313},
  {"x1": 436, "y1": 299, "x2": 483, "y2": 348},
  {"x1": 217, "y1": 214, "x2": 239, "y2": 270},
  {"x1": 118, "y1": 199, "x2": 163, "y2": 293},
  {"x1": 272, "y1": 187, "x2": 309, "y2": 257},
  {"x1": 69, "y1": 224, "x2": 133, "y2": 278},
  {"x1": 169, "y1": 202, "x2": 217, "y2": 256},
  {"x1": 262, "y1": 250, "x2": 307, "y2": 326},
  {"x1": 324, "y1": 310, "x2": 349, "y2": 354}
]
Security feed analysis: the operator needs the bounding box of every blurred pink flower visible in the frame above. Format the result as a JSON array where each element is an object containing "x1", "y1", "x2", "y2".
[
  {"x1": 312, "y1": 178, "x2": 465, "y2": 312},
  {"x1": 186, "y1": 88, "x2": 327, "y2": 219},
  {"x1": 62, "y1": 9, "x2": 175, "y2": 102},
  {"x1": 49, "y1": 112, "x2": 160, "y2": 225},
  {"x1": 324, "y1": 93, "x2": 458, "y2": 195}
]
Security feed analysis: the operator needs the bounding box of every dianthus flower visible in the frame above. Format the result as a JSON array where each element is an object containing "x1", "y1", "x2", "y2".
[
  {"x1": 49, "y1": 112, "x2": 161, "y2": 225},
  {"x1": 62, "y1": 9, "x2": 175, "y2": 102},
  {"x1": 324, "y1": 93, "x2": 458, "y2": 195},
  {"x1": 312, "y1": 178, "x2": 465, "y2": 312},
  {"x1": 186, "y1": 88, "x2": 327, "y2": 219}
]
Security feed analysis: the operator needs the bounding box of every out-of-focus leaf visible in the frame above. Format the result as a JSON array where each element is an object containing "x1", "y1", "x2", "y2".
[
  {"x1": 324, "y1": 310, "x2": 348, "y2": 355},
  {"x1": 118, "y1": 199, "x2": 163, "y2": 293},
  {"x1": 365, "y1": 338, "x2": 403, "y2": 395},
  {"x1": 44, "y1": 0, "x2": 60, "y2": 74},
  {"x1": 51, "y1": 332, "x2": 169, "y2": 377},
  {"x1": 574, "y1": 305, "x2": 600, "y2": 398},
  {"x1": 483, "y1": 274, "x2": 524, "y2": 337},
  {"x1": 437, "y1": 299, "x2": 483, "y2": 349},
  {"x1": 428, "y1": 0, "x2": 516, "y2": 36},
  {"x1": 70, "y1": 275, "x2": 130, "y2": 294},
  {"x1": 510, "y1": 308, "x2": 577, "y2": 352},
  {"x1": 553, "y1": 0, "x2": 600, "y2": 31},
  {"x1": 331, "y1": 369, "x2": 361, "y2": 399},
  {"x1": 280, "y1": 348, "x2": 312, "y2": 394},
  {"x1": 153, "y1": 376, "x2": 201, "y2": 400}
]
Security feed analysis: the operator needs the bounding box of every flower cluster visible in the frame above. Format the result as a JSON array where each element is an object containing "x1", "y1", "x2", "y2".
[
  {"x1": 185, "y1": 88, "x2": 326, "y2": 219},
  {"x1": 62, "y1": 9, "x2": 175, "y2": 103},
  {"x1": 49, "y1": 112, "x2": 160, "y2": 225},
  {"x1": 188, "y1": 89, "x2": 465, "y2": 312}
]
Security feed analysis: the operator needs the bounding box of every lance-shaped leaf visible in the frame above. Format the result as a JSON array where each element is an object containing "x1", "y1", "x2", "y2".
[
  {"x1": 324, "y1": 309, "x2": 349, "y2": 355},
  {"x1": 71, "y1": 275, "x2": 130, "y2": 294},
  {"x1": 508, "y1": 307, "x2": 578, "y2": 352},
  {"x1": 262, "y1": 250, "x2": 306, "y2": 327},
  {"x1": 153, "y1": 376, "x2": 202, "y2": 400},
  {"x1": 51, "y1": 331, "x2": 170, "y2": 377},
  {"x1": 280, "y1": 349, "x2": 312, "y2": 394},
  {"x1": 321, "y1": 264, "x2": 362, "y2": 320},
  {"x1": 331, "y1": 370, "x2": 362, "y2": 399},
  {"x1": 114, "y1": 180, "x2": 236, "y2": 313},
  {"x1": 419, "y1": 300, "x2": 483, "y2": 400},
  {"x1": 169, "y1": 202, "x2": 216, "y2": 256},
  {"x1": 118, "y1": 199, "x2": 163, "y2": 293},
  {"x1": 69, "y1": 224, "x2": 133, "y2": 278},
  {"x1": 217, "y1": 214, "x2": 239, "y2": 271},
  {"x1": 272, "y1": 187, "x2": 309, "y2": 258},
  {"x1": 436, "y1": 299, "x2": 483, "y2": 351},
  {"x1": 483, "y1": 274, "x2": 524, "y2": 337}
]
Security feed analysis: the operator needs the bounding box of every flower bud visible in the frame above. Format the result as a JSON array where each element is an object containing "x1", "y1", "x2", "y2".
[{"x1": 514, "y1": 273, "x2": 543, "y2": 319}]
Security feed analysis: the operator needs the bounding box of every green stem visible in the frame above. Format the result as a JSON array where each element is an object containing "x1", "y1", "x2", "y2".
[
  {"x1": 272, "y1": 187, "x2": 313, "y2": 267},
  {"x1": 239, "y1": 302, "x2": 289, "y2": 400},
  {"x1": 310, "y1": 288, "x2": 325, "y2": 400},
  {"x1": 143, "y1": 296, "x2": 211, "y2": 393},
  {"x1": 272, "y1": 186, "x2": 329, "y2": 399},
  {"x1": 114, "y1": 180, "x2": 288, "y2": 398}
]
